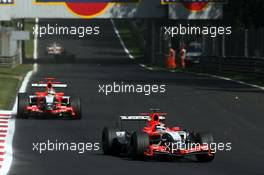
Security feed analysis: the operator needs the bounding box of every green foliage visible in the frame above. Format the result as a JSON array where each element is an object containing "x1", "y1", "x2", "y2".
[
  {"x1": 224, "y1": 0, "x2": 264, "y2": 28},
  {"x1": 0, "y1": 64, "x2": 33, "y2": 109}
]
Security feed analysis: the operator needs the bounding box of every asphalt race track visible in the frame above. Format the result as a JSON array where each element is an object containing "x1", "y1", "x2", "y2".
[{"x1": 9, "y1": 20, "x2": 264, "y2": 175}]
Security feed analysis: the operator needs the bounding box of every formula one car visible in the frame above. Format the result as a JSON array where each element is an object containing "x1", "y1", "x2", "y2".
[
  {"x1": 46, "y1": 42, "x2": 64, "y2": 55},
  {"x1": 17, "y1": 78, "x2": 81, "y2": 119},
  {"x1": 102, "y1": 111, "x2": 215, "y2": 162}
]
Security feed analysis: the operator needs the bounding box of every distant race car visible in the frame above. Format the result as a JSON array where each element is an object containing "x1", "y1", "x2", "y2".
[
  {"x1": 102, "y1": 110, "x2": 215, "y2": 162},
  {"x1": 46, "y1": 42, "x2": 64, "y2": 55},
  {"x1": 17, "y1": 78, "x2": 81, "y2": 119}
]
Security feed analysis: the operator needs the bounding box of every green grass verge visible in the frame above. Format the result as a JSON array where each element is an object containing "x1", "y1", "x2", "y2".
[
  {"x1": 0, "y1": 64, "x2": 33, "y2": 110},
  {"x1": 24, "y1": 19, "x2": 34, "y2": 59},
  {"x1": 113, "y1": 20, "x2": 144, "y2": 58}
]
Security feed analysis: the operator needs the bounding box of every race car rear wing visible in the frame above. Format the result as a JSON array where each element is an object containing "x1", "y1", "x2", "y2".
[
  {"x1": 118, "y1": 115, "x2": 166, "y2": 130},
  {"x1": 120, "y1": 116, "x2": 166, "y2": 121},
  {"x1": 31, "y1": 83, "x2": 68, "y2": 88}
]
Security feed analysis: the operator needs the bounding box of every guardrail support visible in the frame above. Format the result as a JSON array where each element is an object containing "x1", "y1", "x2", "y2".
[
  {"x1": 144, "y1": 19, "x2": 156, "y2": 64},
  {"x1": 222, "y1": 34, "x2": 226, "y2": 58},
  {"x1": 245, "y1": 29, "x2": 248, "y2": 57}
]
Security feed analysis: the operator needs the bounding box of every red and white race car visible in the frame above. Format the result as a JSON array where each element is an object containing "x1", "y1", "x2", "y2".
[
  {"x1": 102, "y1": 110, "x2": 215, "y2": 162},
  {"x1": 17, "y1": 78, "x2": 81, "y2": 119}
]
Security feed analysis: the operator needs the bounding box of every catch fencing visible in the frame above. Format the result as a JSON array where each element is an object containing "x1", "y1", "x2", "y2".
[
  {"x1": 202, "y1": 28, "x2": 264, "y2": 58},
  {"x1": 185, "y1": 27, "x2": 264, "y2": 77}
]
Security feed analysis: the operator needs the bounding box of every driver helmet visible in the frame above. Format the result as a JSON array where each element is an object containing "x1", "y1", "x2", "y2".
[
  {"x1": 155, "y1": 124, "x2": 166, "y2": 132},
  {"x1": 47, "y1": 89, "x2": 55, "y2": 96}
]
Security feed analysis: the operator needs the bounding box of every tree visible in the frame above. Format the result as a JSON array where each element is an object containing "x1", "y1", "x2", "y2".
[{"x1": 224, "y1": 0, "x2": 264, "y2": 29}]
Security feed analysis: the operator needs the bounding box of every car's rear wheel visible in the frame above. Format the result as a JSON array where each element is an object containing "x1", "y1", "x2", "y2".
[
  {"x1": 129, "y1": 132, "x2": 149, "y2": 160},
  {"x1": 70, "y1": 96, "x2": 81, "y2": 120},
  {"x1": 102, "y1": 127, "x2": 119, "y2": 155},
  {"x1": 195, "y1": 132, "x2": 215, "y2": 162},
  {"x1": 17, "y1": 93, "x2": 28, "y2": 119}
]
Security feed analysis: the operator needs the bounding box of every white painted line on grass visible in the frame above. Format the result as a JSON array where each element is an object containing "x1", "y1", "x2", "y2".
[
  {"x1": 33, "y1": 63, "x2": 38, "y2": 73},
  {"x1": 33, "y1": 18, "x2": 39, "y2": 60}
]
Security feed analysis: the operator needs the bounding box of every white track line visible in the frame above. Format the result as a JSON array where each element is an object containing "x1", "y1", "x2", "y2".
[
  {"x1": 195, "y1": 72, "x2": 264, "y2": 91},
  {"x1": 111, "y1": 20, "x2": 157, "y2": 71},
  {"x1": 139, "y1": 64, "x2": 155, "y2": 71},
  {"x1": 111, "y1": 19, "x2": 134, "y2": 60},
  {"x1": 33, "y1": 63, "x2": 38, "y2": 73}
]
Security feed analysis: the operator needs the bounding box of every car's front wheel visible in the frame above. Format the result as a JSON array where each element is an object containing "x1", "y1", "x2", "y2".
[
  {"x1": 70, "y1": 95, "x2": 81, "y2": 120},
  {"x1": 195, "y1": 132, "x2": 215, "y2": 162},
  {"x1": 102, "y1": 127, "x2": 119, "y2": 155},
  {"x1": 17, "y1": 93, "x2": 28, "y2": 119},
  {"x1": 129, "y1": 132, "x2": 149, "y2": 160}
]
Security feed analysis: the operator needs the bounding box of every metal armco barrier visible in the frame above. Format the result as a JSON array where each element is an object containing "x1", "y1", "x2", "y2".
[{"x1": 190, "y1": 56, "x2": 264, "y2": 77}]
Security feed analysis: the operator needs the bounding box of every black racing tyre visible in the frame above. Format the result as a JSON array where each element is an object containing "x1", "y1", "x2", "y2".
[
  {"x1": 70, "y1": 96, "x2": 81, "y2": 119},
  {"x1": 129, "y1": 132, "x2": 149, "y2": 160},
  {"x1": 17, "y1": 93, "x2": 28, "y2": 119},
  {"x1": 102, "y1": 127, "x2": 119, "y2": 155},
  {"x1": 195, "y1": 132, "x2": 215, "y2": 162}
]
